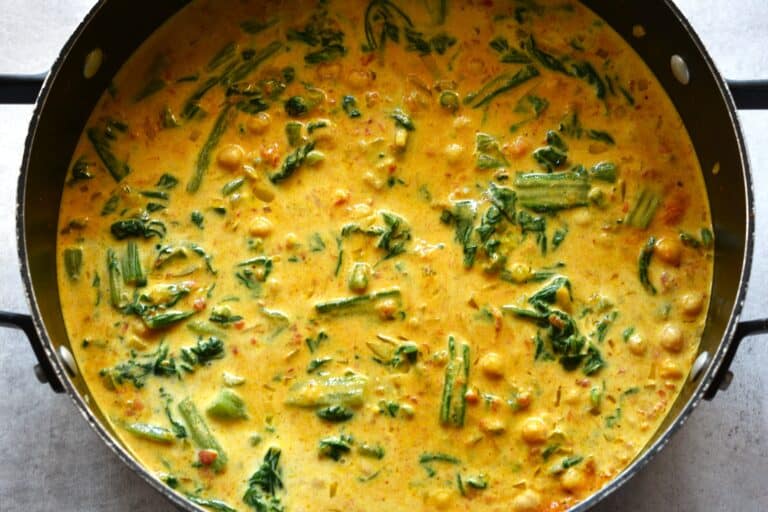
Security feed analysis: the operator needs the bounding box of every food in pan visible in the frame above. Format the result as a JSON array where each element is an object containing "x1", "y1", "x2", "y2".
[{"x1": 56, "y1": 0, "x2": 713, "y2": 510}]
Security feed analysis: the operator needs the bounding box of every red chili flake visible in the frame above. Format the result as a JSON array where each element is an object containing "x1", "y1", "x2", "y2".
[
  {"x1": 234, "y1": 320, "x2": 246, "y2": 330},
  {"x1": 232, "y1": 346, "x2": 240, "y2": 355},
  {"x1": 198, "y1": 449, "x2": 218, "y2": 466},
  {"x1": 361, "y1": 53, "x2": 375, "y2": 66},
  {"x1": 193, "y1": 298, "x2": 207, "y2": 311}
]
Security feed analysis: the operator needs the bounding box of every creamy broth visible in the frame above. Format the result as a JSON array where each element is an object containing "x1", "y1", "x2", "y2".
[{"x1": 56, "y1": 1, "x2": 713, "y2": 510}]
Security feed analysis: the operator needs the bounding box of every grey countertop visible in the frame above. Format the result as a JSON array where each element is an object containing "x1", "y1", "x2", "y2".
[{"x1": 0, "y1": 1, "x2": 766, "y2": 510}]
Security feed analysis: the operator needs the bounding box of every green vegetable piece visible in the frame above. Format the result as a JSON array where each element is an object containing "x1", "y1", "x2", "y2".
[
  {"x1": 284, "y1": 96, "x2": 310, "y2": 117},
  {"x1": 464, "y1": 65, "x2": 540, "y2": 108},
  {"x1": 625, "y1": 189, "x2": 661, "y2": 229},
  {"x1": 587, "y1": 129, "x2": 615, "y2": 145},
  {"x1": 178, "y1": 397, "x2": 227, "y2": 472},
  {"x1": 638, "y1": 236, "x2": 657, "y2": 295},
  {"x1": 107, "y1": 248, "x2": 126, "y2": 309},
  {"x1": 514, "y1": 171, "x2": 590, "y2": 212},
  {"x1": 285, "y1": 121, "x2": 304, "y2": 147},
  {"x1": 67, "y1": 156, "x2": 93, "y2": 185},
  {"x1": 533, "y1": 145, "x2": 567, "y2": 171},
  {"x1": 316, "y1": 405, "x2": 354, "y2": 422},
  {"x1": 123, "y1": 422, "x2": 175, "y2": 443},
  {"x1": 391, "y1": 108, "x2": 415, "y2": 131},
  {"x1": 63, "y1": 247, "x2": 83, "y2": 281},
  {"x1": 358, "y1": 443, "x2": 385, "y2": 459},
  {"x1": 439, "y1": 90, "x2": 460, "y2": 112},
  {"x1": 222, "y1": 177, "x2": 245, "y2": 195},
  {"x1": 86, "y1": 125, "x2": 130, "y2": 182},
  {"x1": 121, "y1": 241, "x2": 146, "y2": 286},
  {"x1": 590, "y1": 161, "x2": 618, "y2": 182},
  {"x1": 269, "y1": 142, "x2": 316, "y2": 184},
  {"x1": 319, "y1": 434, "x2": 353, "y2": 461},
  {"x1": 143, "y1": 310, "x2": 195, "y2": 329},
  {"x1": 110, "y1": 217, "x2": 167, "y2": 240},
  {"x1": 475, "y1": 132, "x2": 509, "y2": 169},
  {"x1": 314, "y1": 288, "x2": 401, "y2": 315},
  {"x1": 187, "y1": 104, "x2": 233, "y2": 193},
  {"x1": 439, "y1": 336, "x2": 470, "y2": 427},
  {"x1": 207, "y1": 388, "x2": 248, "y2": 420},
  {"x1": 342, "y1": 95, "x2": 361, "y2": 118},
  {"x1": 243, "y1": 447, "x2": 284, "y2": 510},
  {"x1": 348, "y1": 262, "x2": 371, "y2": 292},
  {"x1": 285, "y1": 374, "x2": 367, "y2": 408},
  {"x1": 307, "y1": 357, "x2": 332, "y2": 374}
]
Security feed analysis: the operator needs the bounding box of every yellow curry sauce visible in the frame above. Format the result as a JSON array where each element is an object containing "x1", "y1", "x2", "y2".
[{"x1": 56, "y1": 1, "x2": 714, "y2": 510}]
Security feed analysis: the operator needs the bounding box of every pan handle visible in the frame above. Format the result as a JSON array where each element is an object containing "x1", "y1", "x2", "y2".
[
  {"x1": 727, "y1": 80, "x2": 768, "y2": 110},
  {"x1": 1, "y1": 75, "x2": 767, "y2": 107},
  {"x1": 703, "y1": 319, "x2": 768, "y2": 400},
  {"x1": 0, "y1": 73, "x2": 46, "y2": 104},
  {"x1": 0, "y1": 311, "x2": 64, "y2": 393}
]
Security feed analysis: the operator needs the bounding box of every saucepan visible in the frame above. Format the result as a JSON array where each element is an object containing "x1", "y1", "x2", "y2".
[{"x1": 0, "y1": 0, "x2": 767, "y2": 510}]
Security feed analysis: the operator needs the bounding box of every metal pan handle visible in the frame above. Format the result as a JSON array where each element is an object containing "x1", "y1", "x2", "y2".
[
  {"x1": 2, "y1": 74, "x2": 768, "y2": 107},
  {"x1": 0, "y1": 311, "x2": 64, "y2": 392},
  {"x1": 704, "y1": 319, "x2": 768, "y2": 399}
]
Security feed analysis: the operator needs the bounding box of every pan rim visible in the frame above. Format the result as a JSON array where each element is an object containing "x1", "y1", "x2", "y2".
[{"x1": 13, "y1": 1, "x2": 756, "y2": 511}]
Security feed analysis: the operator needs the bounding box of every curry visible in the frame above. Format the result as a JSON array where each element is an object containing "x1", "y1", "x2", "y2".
[{"x1": 56, "y1": 0, "x2": 713, "y2": 510}]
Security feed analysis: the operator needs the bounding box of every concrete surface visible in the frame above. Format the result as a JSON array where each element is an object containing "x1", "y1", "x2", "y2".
[{"x1": 0, "y1": 1, "x2": 766, "y2": 510}]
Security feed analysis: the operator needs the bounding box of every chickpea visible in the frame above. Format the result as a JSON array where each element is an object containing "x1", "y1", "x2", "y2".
[
  {"x1": 375, "y1": 298, "x2": 398, "y2": 320},
  {"x1": 660, "y1": 358, "x2": 684, "y2": 379},
  {"x1": 560, "y1": 467, "x2": 585, "y2": 492},
  {"x1": 659, "y1": 324, "x2": 684, "y2": 352},
  {"x1": 511, "y1": 490, "x2": 541, "y2": 512},
  {"x1": 431, "y1": 489, "x2": 452, "y2": 509},
  {"x1": 680, "y1": 292, "x2": 704, "y2": 316},
  {"x1": 479, "y1": 416, "x2": 507, "y2": 434},
  {"x1": 627, "y1": 333, "x2": 647, "y2": 356},
  {"x1": 332, "y1": 188, "x2": 351, "y2": 204},
  {"x1": 284, "y1": 232, "x2": 299, "y2": 248},
  {"x1": 655, "y1": 237, "x2": 682, "y2": 266},
  {"x1": 249, "y1": 216, "x2": 273, "y2": 237},
  {"x1": 453, "y1": 115, "x2": 471, "y2": 129},
  {"x1": 507, "y1": 136, "x2": 530, "y2": 158},
  {"x1": 217, "y1": 144, "x2": 245, "y2": 170},
  {"x1": 479, "y1": 352, "x2": 504, "y2": 378},
  {"x1": 346, "y1": 69, "x2": 373, "y2": 90},
  {"x1": 251, "y1": 182, "x2": 275, "y2": 203},
  {"x1": 521, "y1": 417, "x2": 548, "y2": 444},
  {"x1": 247, "y1": 112, "x2": 271, "y2": 134},
  {"x1": 444, "y1": 143, "x2": 464, "y2": 164}
]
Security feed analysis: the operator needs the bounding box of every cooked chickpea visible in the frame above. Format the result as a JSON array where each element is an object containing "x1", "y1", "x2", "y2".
[
  {"x1": 217, "y1": 144, "x2": 244, "y2": 170},
  {"x1": 480, "y1": 416, "x2": 507, "y2": 434},
  {"x1": 251, "y1": 182, "x2": 275, "y2": 203},
  {"x1": 521, "y1": 417, "x2": 548, "y2": 444},
  {"x1": 655, "y1": 237, "x2": 682, "y2": 266},
  {"x1": 444, "y1": 143, "x2": 464, "y2": 164},
  {"x1": 375, "y1": 299, "x2": 398, "y2": 320},
  {"x1": 479, "y1": 352, "x2": 504, "y2": 378},
  {"x1": 247, "y1": 112, "x2": 271, "y2": 134},
  {"x1": 507, "y1": 262, "x2": 533, "y2": 283},
  {"x1": 346, "y1": 69, "x2": 372, "y2": 90},
  {"x1": 627, "y1": 333, "x2": 647, "y2": 356},
  {"x1": 660, "y1": 359, "x2": 684, "y2": 379},
  {"x1": 332, "y1": 188, "x2": 351, "y2": 204},
  {"x1": 511, "y1": 490, "x2": 541, "y2": 511},
  {"x1": 453, "y1": 115, "x2": 471, "y2": 129},
  {"x1": 284, "y1": 232, "x2": 299, "y2": 248},
  {"x1": 249, "y1": 216, "x2": 273, "y2": 237},
  {"x1": 659, "y1": 324, "x2": 684, "y2": 352},
  {"x1": 680, "y1": 292, "x2": 704, "y2": 316},
  {"x1": 560, "y1": 467, "x2": 585, "y2": 492}
]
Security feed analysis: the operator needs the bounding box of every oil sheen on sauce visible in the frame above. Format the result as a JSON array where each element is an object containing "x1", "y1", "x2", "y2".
[{"x1": 56, "y1": 1, "x2": 714, "y2": 510}]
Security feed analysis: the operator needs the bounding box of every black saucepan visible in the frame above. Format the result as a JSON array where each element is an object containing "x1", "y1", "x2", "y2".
[{"x1": 1, "y1": 1, "x2": 767, "y2": 510}]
